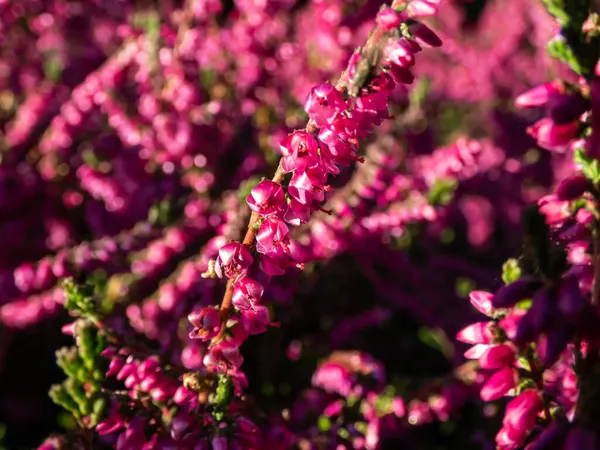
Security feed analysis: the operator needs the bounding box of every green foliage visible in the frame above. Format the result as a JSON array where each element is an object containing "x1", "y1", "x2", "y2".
[
  {"x1": 215, "y1": 375, "x2": 234, "y2": 406},
  {"x1": 427, "y1": 178, "x2": 457, "y2": 206},
  {"x1": 51, "y1": 320, "x2": 109, "y2": 427},
  {"x1": 517, "y1": 356, "x2": 532, "y2": 372},
  {"x1": 148, "y1": 197, "x2": 178, "y2": 226},
  {"x1": 51, "y1": 281, "x2": 109, "y2": 428},
  {"x1": 501, "y1": 259, "x2": 522, "y2": 285},
  {"x1": 543, "y1": 0, "x2": 600, "y2": 77},
  {"x1": 418, "y1": 327, "x2": 454, "y2": 359},
  {"x1": 574, "y1": 145, "x2": 600, "y2": 184},
  {"x1": 515, "y1": 298, "x2": 533, "y2": 310},
  {"x1": 237, "y1": 176, "x2": 263, "y2": 204},
  {"x1": 546, "y1": 36, "x2": 585, "y2": 75},
  {"x1": 62, "y1": 279, "x2": 98, "y2": 318},
  {"x1": 212, "y1": 375, "x2": 236, "y2": 422}
]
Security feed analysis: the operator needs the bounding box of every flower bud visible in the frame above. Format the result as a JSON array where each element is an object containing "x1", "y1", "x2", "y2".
[
  {"x1": 408, "y1": 22, "x2": 442, "y2": 48},
  {"x1": 515, "y1": 82, "x2": 561, "y2": 108},
  {"x1": 530, "y1": 288, "x2": 556, "y2": 332},
  {"x1": 537, "y1": 326, "x2": 571, "y2": 367},
  {"x1": 469, "y1": 290, "x2": 494, "y2": 316},
  {"x1": 456, "y1": 321, "x2": 495, "y2": 344},
  {"x1": 556, "y1": 174, "x2": 589, "y2": 201},
  {"x1": 496, "y1": 425, "x2": 527, "y2": 450},
  {"x1": 479, "y1": 344, "x2": 515, "y2": 369},
  {"x1": 407, "y1": 0, "x2": 437, "y2": 18},
  {"x1": 480, "y1": 367, "x2": 517, "y2": 402},
  {"x1": 527, "y1": 118, "x2": 579, "y2": 152},
  {"x1": 502, "y1": 390, "x2": 543, "y2": 431},
  {"x1": 492, "y1": 277, "x2": 542, "y2": 308},
  {"x1": 376, "y1": 7, "x2": 401, "y2": 31},
  {"x1": 557, "y1": 275, "x2": 586, "y2": 319}
]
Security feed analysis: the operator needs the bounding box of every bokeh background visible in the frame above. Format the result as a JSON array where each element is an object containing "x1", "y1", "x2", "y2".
[{"x1": 0, "y1": 0, "x2": 571, "y2": 448}]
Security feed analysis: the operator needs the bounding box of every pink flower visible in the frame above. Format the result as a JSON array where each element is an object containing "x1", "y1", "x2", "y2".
[
  {"x1": 215, "y1": 242, "x2": 253, "y2": 279},
  {"x1": 538, "y1": 195, "x2": 570, "y2": 227},
  {"x1": 304, "y1": 83, "x2": 347, "y2": 128},
  {"x1": 239, "y1": 305, "x2": 278, "y2": 335},
  {"x1": 556, "y1": 174, "x2": 589, "y2": 201},
  {"x1": 515, "y1": 82, "x2": 562, "y2": 108},
  {"x1": 456, "y1": 321, "x2": 495, "y2": 344},
  {"x1": 478, "y1": 344, "x2": 516, "y2": 369},
  {"x1": 279, "y1": 131, "x2": 320, "y2": 173},
  {"x1": 406, "y1": 0, "x2": 438, "y2": 18},
  {"x1": 204, "y1": 340, "x2": 244, "y2": 374},
  {"x1": 284, "y1": 198, "x2": 311, "y2": 226},
  {"x1": 384, "y1": 39, "x2": 416, "y2": 69},
  {"x1": 323, "y1": 399, "x2": 344, "y2": 417},
  {"x1": 232, "y1": 277, "x2": 264, "y2": 310},
  {"x1": 287, "y1": 170, "x2": 314, "y2": 205},
  {"x1": 376, "y1": 7, "x2": 401, "y2": 31},
  {"x1": 527, "y1": 118, "x2": 579, "y2": 152},
  {"x1": 496, "y1": 425, "x2": 527, "y2": 450},
  {"x1": 469, "y1": 290, "x2": 494, "y2": 316},
  {"x1": 256, "y1": 218, "x2": 291, "y2": 262},
  {"x1": 318, "y1": 125, "x2": 361, "y2": 166},
  {"x1": 408, "y1": 22, "x2": 442, "y2": 48},
  {"x1": 188, "y1": 307, "x2": 221, "y2": 341},
  {"x1": 480, "y1": 367, "x2": 518, "y2": 401},
  {"x1": 502, "y1": 390, "x2": 543, "y2": 432},
  {"x1": 312, "y1": 362, "x2": 354, "y2": 396},
  {"x1": 392, "y1": 397, "x2": 406, "y2": 418},
  {"x1": 246, "y1": 180, "x2": 286, "y2": 217}
]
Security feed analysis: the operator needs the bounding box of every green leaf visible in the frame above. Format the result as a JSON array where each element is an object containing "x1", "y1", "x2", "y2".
[
  {"x1": 215, "y1": 375, "x2": 234, "y2": 407},
  {"x1": 76, "y1": 321, "x2": 98, "y2": 371},
  {"x1": 49, "y1": 385, "x2": 80, "y2": 416},
  {"x1": 62, "y1": 279, "x2": 97, "y2": 317},
  {"x1": 89, "y1": 396, "x2": 108, "y2": 427},
  {"x1": 517, "y1": 378, "x2": 537, "y2": 393},
  {"x1": 515, "y1": 298, "x2": 533, "y2": 310},
  {"x1": 418, "y1": 327, "x2": 454, "y2": 358},
  {"x1": 64, "y1": 379, "x2": 90, "y2": 415},
  {"x1": 547, "y1": 36, "x2": 584, "y2": 75},
  {"x1": 542, "y1": 0, "x2": 571, "y2": 26},
  {"x1": 502, "y1": 259, "x2": 522, "y2": 285},
  {"x1": 56, "y1": 347, "x2": 84, "y2": 380},
  {"x1": 517, "y1": 356, "x2": 532, "y2": 372}
]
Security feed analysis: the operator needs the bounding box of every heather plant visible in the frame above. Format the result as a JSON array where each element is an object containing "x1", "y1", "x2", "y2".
[{"x1": 2, "y1": 0, "x2": 600, "y2": 449}]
